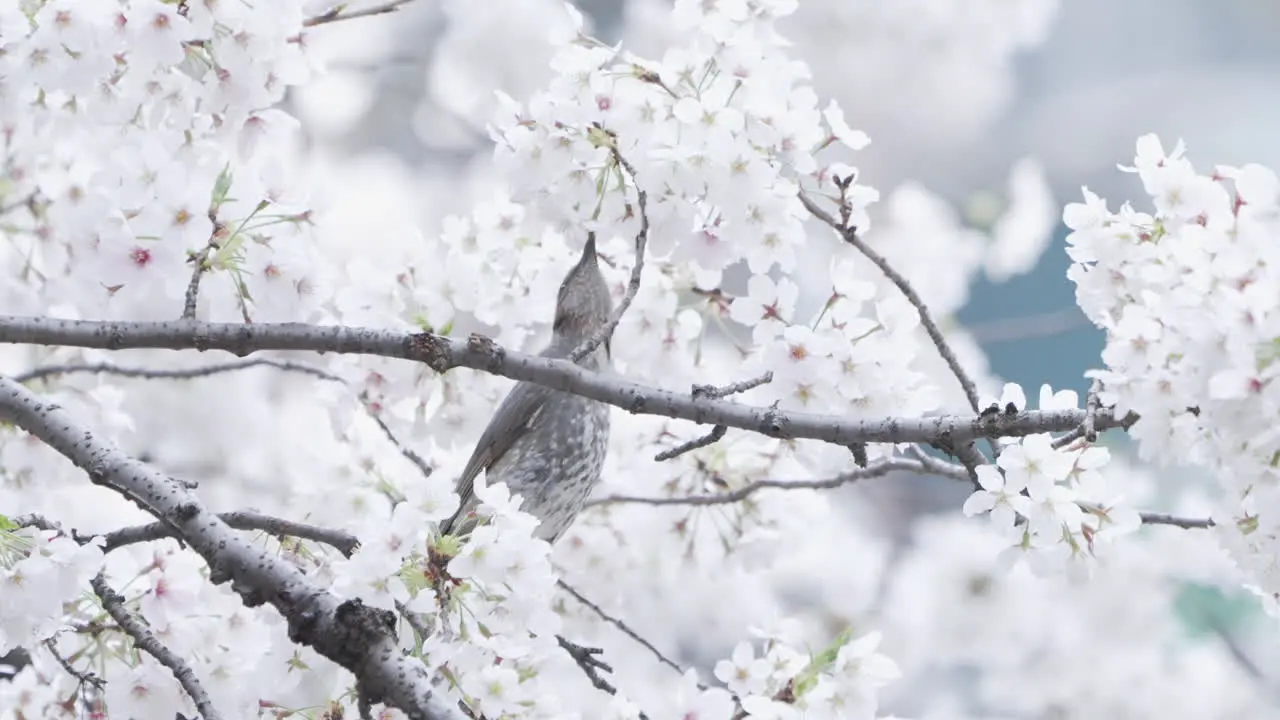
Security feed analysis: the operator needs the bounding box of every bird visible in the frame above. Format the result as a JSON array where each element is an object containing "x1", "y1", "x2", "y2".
[{"x1": 440, "y1": 235, "x2": 614, "y2": 544}]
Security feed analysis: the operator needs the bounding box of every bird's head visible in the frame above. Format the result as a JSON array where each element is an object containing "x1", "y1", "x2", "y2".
[{"x1": 552, "y1": 234, "x2": 613, "y2": 349}]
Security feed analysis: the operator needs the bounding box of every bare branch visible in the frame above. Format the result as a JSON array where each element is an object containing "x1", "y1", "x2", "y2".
[
  {"x1": 302, "y1": 0, "x2": 415, "y2": 28},
  {"x1": 556, "y1": 635, "x2": 650, "y2": 718},
  {"x1": 43, "y1": 636, "x2": 104, "y2": 690},
  {"x1": 91, "y1": 573, "x2": 222, "y2": 720},
  {"x1": 654, "y1": 425, "x2": 726, "y2": 461},
  {"x1": 13, "y1": 513, "x2": 62, "y2": 533},
  {"x1": 571, "y1": 143, "x2": 650, "y2": 364},
  {"x1": 101, "y1": 510, "x2": 360, "y2": 557},
  {"x1": 362, "y1": 392, "x2": 434, "y2": 480},
  {"x1": 0, "y1": 376, "x2": 454, "y2": 718},
  {"x1": 556, "y1": 580, "x2": 691, "y2": 681},
  {"x1": 14, "y1": 357, "x2": 343, "y2": 385},
  {"x1": 655, "y1": 373, "x2": 773, "y2": 461},
  {"x1": 181, "y1": 243, "x2": 215, "y2": 320},
  {"x1": 589, "y1": 456, "x2": 968, "y2": 507},
  {"x1": 0, "y1": 315, "x2": 1131, "y2": 448},
  {"x1": 799, "y1": 188, "x2": 982, "y2": 415},
  {"x1": 1138, "y1": 511, "x2": 1216, "y2": 530}
]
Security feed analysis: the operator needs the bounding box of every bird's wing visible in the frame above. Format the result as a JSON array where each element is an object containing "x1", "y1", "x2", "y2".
[{"x1": 446, "y1": 380, "x2": 552, "y2": 531}]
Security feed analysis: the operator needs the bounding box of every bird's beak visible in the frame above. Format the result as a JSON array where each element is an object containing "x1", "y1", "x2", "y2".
[{"x1": 581, "y1": 234, "x2": 598, "y2": 265}]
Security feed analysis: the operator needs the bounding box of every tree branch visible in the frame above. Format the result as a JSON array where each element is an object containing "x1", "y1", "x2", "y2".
[
  {"x1": 588, "y1": 456, "x2": 965, "y2": 507},
  {"x1": 302, "y1": 0, "x2": 415, "y2": 28},
  {"x1": 800, "y1": 186, "x2": 998, "y2": 475},
  {"x1": 653, "y1": 373, "x2": 774, "y2": 461},
  {"x1": 555, "y1": 635, "x2": 650, "y2": 719},
  {"x1": 0, "y1": 315, "x2": 1129, "y2": 447},
  {"x1": 91, "y1": 573, "x2": 222, "y2": 720},
  {"x1": 14, "y1": 357, "x2": 343, "y2": 385},
  {"x1": 0, "y1": 376, "x2": 454, "y2": 719},
  {"x1": 570, "y1": 144, "x2": 650, "y2": 364},
  {"x1": 556, "y1": 580, "x2": 691, "y2": 681},
  {"x1": 100, "y1": 510, "x2": 361, "y2": 557},
  {"x1": 798, "y1": 188, "x2": 982, "y2": 414},
  {"x1": 654, "y1": 425, "x2": 726, "y2": 462},
  {"x1": 1138, "y1": 512, "x2": 1215, "y2": 530}
]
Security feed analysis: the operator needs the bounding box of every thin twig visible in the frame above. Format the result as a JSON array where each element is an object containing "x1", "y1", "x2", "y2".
[
  {"x1": 14, "y1": 357, "x2": 342, "y2": 385},
  {"x1": 100, "y1": 510, "x2": 360, "y2": 557},
  {"x1": 1051, "y1": 426, "x2": 1085, "y2": 450},
  {"x1": 800, "y1": 187, "x2": 997, "y2": 476},
  {"x1": 556, "y1": 580, "x2": 691, "y2": 681},
  {"x1": 13, "y1": 513, "x2": 62, "y2": 533},
  {"x1": 1055, "y1": 406, "x2": 1138, "y2": 449},
  {"x1": 555, "y1": 635, "x2": 650, "y2": 718},
  {"x1": 43, "y1": 636, "x2": 104, "y2": 690},
  {"x1": 91, "y1": 573, "x2": 223, "y2": 720},
  {"x1": 181, "y1": 244, "x2": 215, "y2": 320},
  {"x1": 799, "y1": 189, "x2": 981, "y2": 414},
  {"x1": 1138, "y1": 511, "x2": 1216, "y2": 530},
  {"x1": 362, "y1": 392, "x2": 434, "y2": 479},
  {"x1": 302, "y1": 0, "x2": 415, "y2": 27},
  {"x1": 395, "y1": 600, "x2": 434, "y2": 640},
  {"x1": 589, "y1": 456, "x2": 967, "y2": 507},
  {"x1": 656, "y1": 373, "x2": 774, "y2": 461},
  {"x1": 655, "y1": 425, "x2": 726, "y2": 461},
  {"x1": 570, "y1": 143, "x2": 649, "y2": 364}
]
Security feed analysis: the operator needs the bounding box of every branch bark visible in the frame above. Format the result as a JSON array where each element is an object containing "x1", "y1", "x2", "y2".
[
  {"x1": 0, "y1": 376, "x2": 456, "y2": 720},
  {"x1": 0, "y1": 315, "x2": 1129, "y2": 447},
  {"x1": 92, "y1": 573, "x2": 222, "y2": 720}
]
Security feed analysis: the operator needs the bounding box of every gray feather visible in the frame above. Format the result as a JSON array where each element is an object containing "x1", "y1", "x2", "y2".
[{"x1": 441, "y1": 344, "x2": 570, "y2": 535}]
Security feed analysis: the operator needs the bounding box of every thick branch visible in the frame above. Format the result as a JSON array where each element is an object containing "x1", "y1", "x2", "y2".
[
  {"x1": 0, "y1": 315, "x2": 1129, "y2": 447},
  {"x1": 0, "y1": 377, "x2": 454, "y2": 719}
]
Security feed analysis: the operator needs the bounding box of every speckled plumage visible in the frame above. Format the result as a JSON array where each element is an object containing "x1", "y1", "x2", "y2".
[{"x1": 441, "y1": 238, "x2": 614, "y2": 543}]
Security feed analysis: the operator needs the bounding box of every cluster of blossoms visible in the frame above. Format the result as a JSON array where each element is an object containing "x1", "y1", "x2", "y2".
[
  {"x1": 961, "y1": 383, "x2": 1139, "y2": 577},
  {"x1": 0, "y1": 523, "x2": 103, "y2": 654},
  {"x1": 0, "y1": 0, "x2": 322, "y2": 323},
  {"x1": 330, "y1": 473, "x2": 572, "y2": 717},
  {"x1": 2, "y1": 0, "x2": 1274, "y2": 718},
  {"x1": 713, "y1": 628, "x2": 900, "y2": 719},
  {"x1": 1064, "y1": 136, "x2": 1280, "y2": 608}
]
